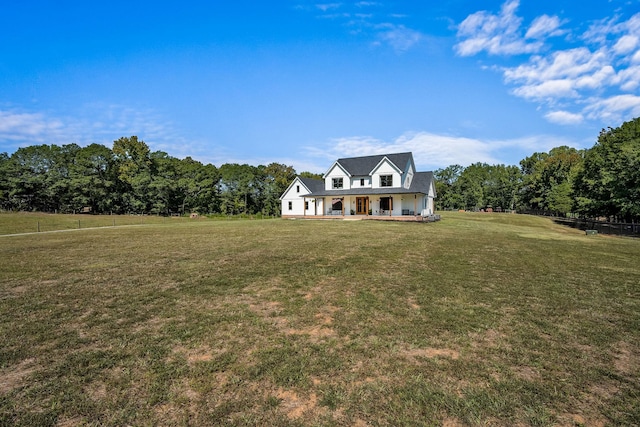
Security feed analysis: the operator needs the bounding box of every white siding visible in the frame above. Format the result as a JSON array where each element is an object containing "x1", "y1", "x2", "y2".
[
  {"x1": 324, "y1": 164, "x2": 350, "y2": 191},
  {"x1": 350, "y1": 176, "x2": 370, "y2": 188},
  {"x1": 371, "y1": 160, "x2": 402, "y2": 190},
  {"x1": 280, "y1": 178, "x2": 316, "y2": 216}
]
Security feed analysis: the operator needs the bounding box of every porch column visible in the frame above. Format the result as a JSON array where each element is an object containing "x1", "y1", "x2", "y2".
[{"x1": 414, "y1": 194, "x2": 417, "y2": 216}]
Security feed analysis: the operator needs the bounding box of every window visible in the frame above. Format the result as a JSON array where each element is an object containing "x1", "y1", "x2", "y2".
[
  {"x1": 296, "y1": 185, "x2": 300, "y2": 193},
  {"x1": 288, "y1": 201, "x2": 292, "y2": 210},
  {"x1": 380, "y1": 175, "x2": 393, "y2": 187},
  {"x1": 305, "y1": 201, "x2": 309, "y2": 210},
  {"x1": 380, "y1": 197, "x2": 392, "y2": 211},
  {"x1": 360, "y1": 178, "x2": 365, "y2": 186},
  {"x1": 332, "y1": 177, "x2": 343, "y2": 189}
]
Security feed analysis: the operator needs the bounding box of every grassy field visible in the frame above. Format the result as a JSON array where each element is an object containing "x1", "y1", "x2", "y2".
[
  {"x1": 0, "y1": 212, "x2": 184, "y2": 235},
  {"x1": 0, "y1": 212, "x2": 638, "y2": 426}
]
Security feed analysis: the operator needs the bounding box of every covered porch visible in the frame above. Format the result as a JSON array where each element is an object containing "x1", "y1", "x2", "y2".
[{"x1": 301, "y1": 193, "x2": 428, "y2": 218}]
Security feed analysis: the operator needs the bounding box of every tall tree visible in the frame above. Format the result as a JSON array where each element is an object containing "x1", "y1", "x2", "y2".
[
  {"x1": 574, "y1": 118, "x2": 640, "y2": 221},
  {"x1": 0, "y1": 152, "x2": 11, "y2": 210},
  {"x1": 112, "y1": 136, "x2": 153, "y2": 213},
  {"x1": 520, "y1": 146, "x2": 583, "y2": 215},
  {"x1": 434, "y1": 165, "x2": 464, "y2": 210},
  {"x1": 263, "y1": 163, "x2": 297, "y2": 215},
  {"x1": 68, "y1": 143, "x2": 116, "y2": 213}
]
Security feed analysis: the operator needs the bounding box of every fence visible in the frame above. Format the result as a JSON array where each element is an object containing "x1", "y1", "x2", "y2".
[{"x1": 551, "y1": 217, "x2": 640, "y2": 237}]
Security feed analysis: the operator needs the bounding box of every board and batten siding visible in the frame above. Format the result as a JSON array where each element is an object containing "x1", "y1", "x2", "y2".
[
  {"x1": 324, "y1": 164, "x2": 351, "y2": 191},
  {"x1": 371, "y1": 159, "x2": 402, "y2": 190},
  {"x1": 281, "y1": 178, "x2": 313, "y2": 216}
]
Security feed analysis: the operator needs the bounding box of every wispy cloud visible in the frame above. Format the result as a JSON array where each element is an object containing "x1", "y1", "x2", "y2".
[
  {"x1": 0, "y1": 105, "x2": 208, "y2": 162},
  {"x1": 305, "y1": 131, "x2": 575, "y2": 170},
  {"x1": 0, "y1": 111, "x2": 64, "y2": 145},
  {"x1": 300, "y1": 1, "x2": 424, "y2": 53},
  {"x1": 375, "y1": 24, "x2": 422, "y2": 52},
  {"x1": 316, "y1": 3, "x2": 342, "y2": 12},
  {"x1": 456, "y1": 0, "x2": 640, "y2": 127}
]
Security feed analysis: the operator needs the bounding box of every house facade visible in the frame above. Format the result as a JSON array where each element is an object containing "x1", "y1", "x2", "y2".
[{"x1": 280, "y1": 152, "x2": 436, "y2": 218}]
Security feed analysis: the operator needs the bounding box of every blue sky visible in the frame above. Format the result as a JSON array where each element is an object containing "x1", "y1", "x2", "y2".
[{"x1": 1, "y1": 1, "x2": 640, "y2": 173}]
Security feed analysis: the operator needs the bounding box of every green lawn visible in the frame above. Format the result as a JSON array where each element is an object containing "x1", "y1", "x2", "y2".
[{"x1": 1, "y1": 213, "x2": 638, "y2": 426}]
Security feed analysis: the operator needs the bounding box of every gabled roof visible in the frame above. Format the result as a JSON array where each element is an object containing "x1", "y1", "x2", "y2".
[
  {"x1": 326, "y1": 152, "x2": 413, "y2": 177},
  {"x1": 299, "y1": 177, "x2": 324, "y2": 193},
  {"x1": 279, "y1": 176, "x2": 324, "y2": 200}
]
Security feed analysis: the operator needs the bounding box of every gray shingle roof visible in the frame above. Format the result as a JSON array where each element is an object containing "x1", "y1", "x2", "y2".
[
  {"x1": 299, "y1": 177, "x2": 324, "y2": 193},
  {"x1": 288, "y1": 152, "x2": 435, "y2": 198},
  {"x1": 331, "y1": 152, "x2": 413, "y2": 176}
]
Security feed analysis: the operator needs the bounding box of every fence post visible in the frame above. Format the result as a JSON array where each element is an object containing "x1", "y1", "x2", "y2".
[
  {"x1": 78, "y1": 219, "x2": 81, "y2": 229},
  {"x1": 37, "y1": 221, "x2": 40, "y2": 232}
]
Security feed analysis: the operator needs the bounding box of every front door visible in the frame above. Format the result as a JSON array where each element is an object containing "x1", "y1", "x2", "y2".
[{"x1": 356, "y1": 197, "x2": 368, "y2": 215}]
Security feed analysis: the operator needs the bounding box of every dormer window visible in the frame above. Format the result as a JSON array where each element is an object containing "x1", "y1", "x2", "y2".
[
  {"x1": 332, "y1": 178, "x2": 343, "y2": 189},
  {"x1": 380, "y1": 175, "x2": 393, "y2": 187},
  {"x1": 360, "y1": 178, "x2": 365, "y2": 186}
]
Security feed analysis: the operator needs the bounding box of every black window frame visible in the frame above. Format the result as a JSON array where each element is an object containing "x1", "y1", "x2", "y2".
[
  {"x1": 332, "y1": 177, "x2": 343, "y2": 189},
  {"x1": 380, "y1": 175, "x2": 393, "y2": 187}
]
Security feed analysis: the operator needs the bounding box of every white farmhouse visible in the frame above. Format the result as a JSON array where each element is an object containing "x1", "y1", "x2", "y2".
[{"x1": 280, "y1": 152, "x2": 436, "y2": 218}]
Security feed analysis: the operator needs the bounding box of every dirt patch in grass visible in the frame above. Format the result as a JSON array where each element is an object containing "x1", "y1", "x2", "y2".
[
  {"x1": 556, "y1": 413, "x2": 606, "y2": 427},
  {"x1": 284, "y1": 325, "x2": 337, "y2": 341},
  {"x1": 407, "y1": 297, "x2": 420, "y2": 309},
  {"x1": 85, "y1": 381, "x2": 108, "y2": 401},
  {"x1": 512, "y1": 365, "x2": 540, "y2": 381},
  {"x1": 401, "y1": 347, "x2": 460, "y2": 361},
  {"x1": 0, "y1": 357, "x2": 37, "y2": 394},
  {"x1": 275, "y1": 388, "x2": 319, "y2": 419},
  {"x1": 171, "y1": 345, "x2": 227, "y2": 366},
  {"x1": 247, "y1": 298, "x2": 339, "y2": 342},
  {"x1": 613, "y1": 341, "x2": 638, "y2": 376},
  {"x1": 442, "y1": 417, "x2": 465, "y2": 427},
  {"x1": 469, "y1": 328, "x2": 508, "y2": 349}
]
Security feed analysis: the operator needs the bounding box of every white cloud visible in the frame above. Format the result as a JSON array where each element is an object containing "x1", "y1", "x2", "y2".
[
  {"x1": 544, "y1": 110, "x2": 584, "y2": 125},
  {"x1": 455, "y1": 0, "x2": 548, "y2": 56},
  {"x1": 503, "y1": 48, "x2": 609, "y2": 85},
  {"x1": 0, "y1": 111, "x2": 64, "y2": 146},
  {"x1": 618, "y1": 65, "x2": 640, "y2": 91},
  {"x1": 512, "y1": 79, "x2": 578, "y2": 100},
  {"x1": 584, "y1": 94, "x2": 640, "y2": 122},
  {"x1": 458, "y1": 4, "x2": 640, "y2": 127},
  {"x1": 525, "y1": 15, "x2": 565, "y2": 39},
  {"x1": 613, "y1": 34, "x2": 639, "y2": 55},
  {"x1": 306, "y1": 131, "x2": 576, "y2": 169}
]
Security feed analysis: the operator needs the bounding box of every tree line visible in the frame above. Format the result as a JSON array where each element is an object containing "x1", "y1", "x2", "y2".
[
  {"x1": 1, "y1": 117, "x2": 639, "y2": 220},
  {"x1": 0, "y1": 136, "x2": 304, "y2": 216},
  {"x1": 435, "y1": 117, "x2": 640, "y2": 222}
]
